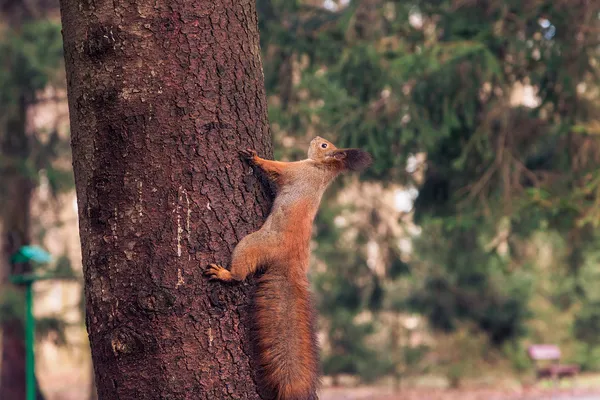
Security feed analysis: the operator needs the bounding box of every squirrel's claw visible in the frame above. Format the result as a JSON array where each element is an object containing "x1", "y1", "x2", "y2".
[
  {"x1": 240, "y1": 149, "x2": 258, "y2": 161},
  {"x1": 204, "y1": 263, "x2": 232, "y2": 282},
  {"x1": 204, "y1": 263, "x2": 220, "y2": 279}
]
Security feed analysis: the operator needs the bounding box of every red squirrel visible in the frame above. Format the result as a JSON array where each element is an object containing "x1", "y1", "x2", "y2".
[{"x1": 205, "y1": 137, "x2": 372, "y2": 400}]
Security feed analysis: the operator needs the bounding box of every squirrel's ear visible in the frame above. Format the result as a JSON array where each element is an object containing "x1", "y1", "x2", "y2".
[{"x1": 341, "y1": 149, "x2": 372, "y2": 171}]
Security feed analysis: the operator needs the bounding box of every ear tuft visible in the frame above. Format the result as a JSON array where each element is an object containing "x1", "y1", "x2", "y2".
[{"x1": 342, "y1": 149, "x2": 372, "y2": 171}]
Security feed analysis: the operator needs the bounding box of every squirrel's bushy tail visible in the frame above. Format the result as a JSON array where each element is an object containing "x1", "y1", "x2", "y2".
[{"x1": 254, "y1": 268, "x2": 319, "y2": 400}]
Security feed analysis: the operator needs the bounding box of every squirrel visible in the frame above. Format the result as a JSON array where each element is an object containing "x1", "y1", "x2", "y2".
[{"x1": 205, "y1": 136, "x2": 372, "y2": 400}]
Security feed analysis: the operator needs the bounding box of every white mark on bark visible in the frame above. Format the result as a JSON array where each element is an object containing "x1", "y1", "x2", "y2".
[
  {"x1": 208, "y1": 327, "x2": 213, "y2": 347},
  {"x1": 124, "y1": 241, "x2": 135, "y2": 260},
  {"x1": 183, "y1": 188, "x2": 191, "y2": 242},
  {"x1": 137, "y1": 180, "x2": 143, "y2": 218},
  {"x1": 176, "y1": 187, "x2": 191, "y2": 257},
  {"x1": 176, "y1": 187, "x2": 182, "y2": 257},
  {"x1": 111, "y1": 206, "x2": 118, "y2": 245},
  {"x1": 206, "y1": 202, "x2": 212, "y2": 211},
  {"x1": 176, "y1": 268, "x2": 185, "y2": 288}
]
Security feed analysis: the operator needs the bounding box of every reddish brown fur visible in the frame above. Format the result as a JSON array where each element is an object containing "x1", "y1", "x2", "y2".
[
  {"x1": 205, "y1": 137, "x2": 371, "y2": 399},
  {"x1": 255, "y1": 271, "x2": 318, "y2": 400}
]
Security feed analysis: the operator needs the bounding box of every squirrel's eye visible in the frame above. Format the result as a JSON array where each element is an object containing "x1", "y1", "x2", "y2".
[{"x1": 321, "y1": 143, "x2": 328, "y2": 149}]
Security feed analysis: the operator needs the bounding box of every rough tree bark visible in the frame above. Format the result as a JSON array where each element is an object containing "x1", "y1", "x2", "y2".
[{"x1": 59, "y1": 0, "x2": 274, "y2": 398}]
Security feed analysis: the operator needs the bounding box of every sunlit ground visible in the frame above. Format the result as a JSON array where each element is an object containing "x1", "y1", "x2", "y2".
[
  {"x1": 41, "y1": 373, "x2": 600, "y2": 400},
  {"x1": 317, "y1": 374, "x2": 600, "y2": 400},
  {"x1": 319, "y1": 374, "x2": 600, "y2": 400},
  {"x1": 321, "y1": 388, "x2": 600, "y2": 400}
]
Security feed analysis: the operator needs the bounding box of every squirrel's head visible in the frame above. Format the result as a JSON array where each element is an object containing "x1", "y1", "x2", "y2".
[
  {"x1": 308, "y1": 136, "x2": 372, "y2": 172},
  {"x1": 308, "y1": 136, "x2": 337, "y2": 160}
]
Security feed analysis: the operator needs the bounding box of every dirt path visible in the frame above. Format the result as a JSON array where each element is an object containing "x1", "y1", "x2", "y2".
[{"x1": 320, "y1": 387, "x2": 600, "y2": 400}]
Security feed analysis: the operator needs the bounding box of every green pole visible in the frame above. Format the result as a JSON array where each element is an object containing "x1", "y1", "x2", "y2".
[
  {"x1": 10, "y1": 246, "x2": 54, "y2": 400},
  {"x1": 25, "y1": 281, "x2": 35, "y2": 400},
  {"x1": 10, "y1": 274, "x2": 56, "y2": 400}
]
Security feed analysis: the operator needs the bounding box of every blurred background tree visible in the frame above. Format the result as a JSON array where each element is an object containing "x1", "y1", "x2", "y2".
[
  {"x1": 0, "y1": 2, "x2": 77, "y2": 398},
  {"x1": 1, "y1": 0, "x2": 600, "y2": 396},
  {"x1": 257, "y1": 0, "x2": 600, "y2": 386}
]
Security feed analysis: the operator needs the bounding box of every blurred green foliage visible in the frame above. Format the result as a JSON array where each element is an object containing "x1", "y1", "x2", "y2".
[
  {"x1": 1, "y1": 0, "x2": 599, "y2": 388},
  {"x1": 258, "y1": 0, "x2": 600, "y2": 382},
  {"x1": 0, "y1": 20, "x2": 73, "y2": 197},
  {"x1": 0, "y1": 16, "x2": 74, "y2": 382},
  {"x1": 0, "y1": 21, "x2": 63, "y2": 105}
]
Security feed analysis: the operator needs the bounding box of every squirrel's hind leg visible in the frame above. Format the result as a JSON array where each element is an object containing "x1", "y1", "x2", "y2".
[
  {"x1": 205, "y1": 232, "x2": 272, "y2": 282},
  {"x1": 204, "y1": 264, "x2": 235, "y2": 282}
]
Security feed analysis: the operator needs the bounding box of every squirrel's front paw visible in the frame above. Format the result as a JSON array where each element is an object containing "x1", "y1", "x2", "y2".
[
  {"x1": 204, "y1": 263, "x2": 233, "y2": 282},
  {"x1": 240, "y1": 149, "x2": 258, "y2": 162}
]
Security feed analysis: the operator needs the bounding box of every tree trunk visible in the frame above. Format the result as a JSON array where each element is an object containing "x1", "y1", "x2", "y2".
[
  {"x1": 0, "y1": 319, "x2": 27, "y2": 400},
  {"x1": 59, "y1": 0, "x2": 274, "y2": 398},
  {"x1": 0, "y1": 93, "x2": 39, "y2": 400}
]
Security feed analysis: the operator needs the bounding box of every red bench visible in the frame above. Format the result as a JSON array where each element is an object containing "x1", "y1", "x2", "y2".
[{"x1": 527, "y1": 344, "x2": 579, "y2": 379}]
